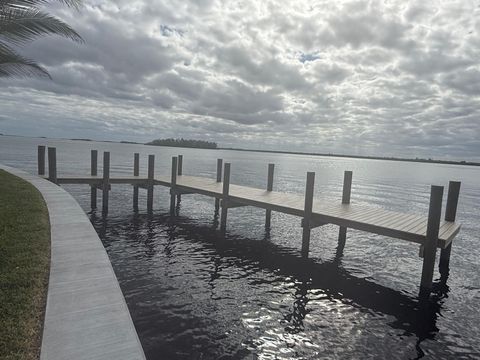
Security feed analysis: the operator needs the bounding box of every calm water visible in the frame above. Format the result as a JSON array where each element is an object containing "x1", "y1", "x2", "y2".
[{"x1": 1, "y1": 135, "x2": 480, "y2": 359}]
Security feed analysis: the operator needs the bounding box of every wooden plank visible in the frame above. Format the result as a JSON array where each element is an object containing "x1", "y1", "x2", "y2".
[
  {"x1": 344, "y1": 207, "x2": 384, "y2": 222},
  {"x1": 389, "y1": 213, "x2": 422, "y2": 230},
  {"x1": 376, "y1": 213, "x2": 417, "y2": 229},
  {"x1": 47, "y1": 168, "x2": 462, "y2": 253},
  {"x1": 362, "y1": 210, "x2": 397, "y2": 226},
  {"x1": 402, "y1": 217, "x2": 427, "y2": 233},
  {"x1": 346, "y1": 206, "x2": 390, "y2": 224},
  {"x1": 440, "y1": 223, "x2": 461, "y2": 245}
]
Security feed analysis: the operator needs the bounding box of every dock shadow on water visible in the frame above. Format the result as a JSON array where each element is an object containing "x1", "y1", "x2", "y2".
[{"x1": 89, "y1": 211, "x2": 471, "y2": 360}]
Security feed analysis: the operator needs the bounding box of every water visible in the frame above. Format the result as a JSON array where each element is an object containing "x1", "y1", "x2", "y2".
[{"x1": 1, "y1": 135, "x2": 479, "y2": 359}]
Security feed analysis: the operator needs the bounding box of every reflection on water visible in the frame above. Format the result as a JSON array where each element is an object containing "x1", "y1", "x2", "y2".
[
  {"x1": 2, "y1": 136, "x2": 479, "y2": 359},
  {"x1": 90, "y1": 209, "x2": 475, "y2": 360}
]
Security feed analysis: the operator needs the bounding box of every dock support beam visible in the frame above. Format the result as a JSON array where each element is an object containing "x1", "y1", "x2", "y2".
[
  {"x1": 220, "y1": 163, "x2": 231, "y2": 233},
  {"x1": 133, "y1": 153, "x2": 139, "y2": 210},
  {"x1": 38, "y1": 145, "x2": 45, "y2": 176},
  {"x1": 420, "y1": 185, "x2": 444, "y2": 296},
  {"x1": 177, "y1": 155, "x2": 183, "y2": 204},
  {"x1": 215, "y1": 159, "x2": 223, "y2": 213},
  {"x1": 147, "y1": 155, "x2": 154, "y2": 213},
  {"x1": 170, "y1": 157, "x2": 178, "y2": 215},
  {"x1": 47, "y1": 147, "x2": 57, "y2": 184},
  {"x1": 102, "y1": 152, "x2": 110, "y2": 215},
  {"x1": 338, "y1": 170, "x2": 353, "y2": 252},
  {"x1": 439, "y1": 181, "x2": 461, "y2": 273},
  {"x1": 90, "y1": 150, "x2": 98, "y2": 209},
  {"x1": 265, "y1": 163, "x2": 275, "y2": 229},
  {"x1": 301, "y1": 172, "x2": 315, "y2": 257}
]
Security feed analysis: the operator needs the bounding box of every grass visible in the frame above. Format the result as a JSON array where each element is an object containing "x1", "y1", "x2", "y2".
[{"x1": 0, "y1": 170, "x2": 50, "y2": 360}]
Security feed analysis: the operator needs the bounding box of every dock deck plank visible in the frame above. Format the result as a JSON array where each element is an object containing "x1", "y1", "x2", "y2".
[{"x1": 54, "y1": 173, "x2": 461, "y2": 249}]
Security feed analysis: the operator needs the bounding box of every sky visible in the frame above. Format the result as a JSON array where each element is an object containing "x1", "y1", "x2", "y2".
[{"x1": 1, "y1": 0, "x2": 480, "y2": 161}]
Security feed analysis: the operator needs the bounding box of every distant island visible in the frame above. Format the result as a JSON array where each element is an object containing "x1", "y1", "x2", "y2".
[
  {"x1": 146, "y1": 138, "x2": 217, "y2": 149},
  {"x1": 220, "y1": 147, "x2": 480, "y2": 167}
]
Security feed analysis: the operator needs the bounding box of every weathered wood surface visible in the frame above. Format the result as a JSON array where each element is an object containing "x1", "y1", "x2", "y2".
[{"x1": 50, "y1": 173, "x2": 460, "y2": 248}]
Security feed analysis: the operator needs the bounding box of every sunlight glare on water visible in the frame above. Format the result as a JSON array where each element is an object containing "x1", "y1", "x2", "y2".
[{"x1": 1, "y1": 136, "x2": 479, "y2": 359}]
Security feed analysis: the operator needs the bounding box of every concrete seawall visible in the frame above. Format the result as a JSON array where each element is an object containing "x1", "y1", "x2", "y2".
[{"x1": 0, "y1": 165, "x2": 146, "y2": 360}]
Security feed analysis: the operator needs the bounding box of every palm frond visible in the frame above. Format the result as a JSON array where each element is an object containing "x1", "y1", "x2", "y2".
[
  {"x1": 0, "y1": 0, "x2": 82, "y2": 10},
  {"x1": 0, "y1": 7, "x2": 83, "y2": 44},
  {"x1": 0, "y1": 42, "x2": 50, "y2": 77}
]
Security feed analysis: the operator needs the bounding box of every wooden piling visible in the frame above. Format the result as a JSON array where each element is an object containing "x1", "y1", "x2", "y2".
[
  {"x1": 133, "y1": 153, "x2": 139, "y2": 210},
  {"x1": 338, "y1": 170, "x2": 353, "y2": 250},
  {"x1": 102, "y1": 152, "x2": 110, "y2": 214},
  {"x1": 220, "y1": 163, "x2": 231, "y2": 233},
  {"x1": 301, "y1": 172, "x2": 315, "y2": 257},
  {"x1": 215, "y1": 159, "x2": 223, "y2": 213},
  {"x1": 178, "y1": 155, "x2": 183, "y2": 176},
  {"x1": 47, "y1": 147, "x2": 57, "y2": 184},
  {"x1": 90, "y1": 150, "x2": 98, "y2": 209},
  {"x1": 439, "y1": 181, "x2": 461, "y2": 272},
  {"x1": 342, "y1": 171, "x2": 353, "y2": 204},
  {"x1": 420, "y1": 185, "x2": 443, "y2": 295},
  {"x1": 147, "y1": 155, "x2": 154, "y2": 213},
  {"x1": 38, "y1": 145, "x2": 46, "y2": 176},
  {"x1": 177, "y1": 155, "x2": 183, "y2": 203},
  {"x1": 170, "y1": 157, "x2": 178, "y2": 215},
  {"x1": 265, "y1": 163, "x2": 275, "y2": 229}
]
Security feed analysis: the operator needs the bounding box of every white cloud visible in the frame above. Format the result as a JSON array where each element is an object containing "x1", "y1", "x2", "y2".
[{"x1": 1, "y1": 0, "x2": 480, "y2": 160}]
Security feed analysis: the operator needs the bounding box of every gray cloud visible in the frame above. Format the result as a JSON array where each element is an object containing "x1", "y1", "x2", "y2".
[{"x1": 1, "y1": 0, "x2": 480, "y2": 161}]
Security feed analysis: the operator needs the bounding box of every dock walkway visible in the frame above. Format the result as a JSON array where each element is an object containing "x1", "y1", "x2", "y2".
[
  {"x1": 0, "y1": 163, "x2": 146, "y2": 360},
  {"x1": 38, "y1": 146, "x2": 462, "y2": 296}
]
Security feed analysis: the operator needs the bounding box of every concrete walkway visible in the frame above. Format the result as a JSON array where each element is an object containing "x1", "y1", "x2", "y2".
[{"x1": 0, "y1": 165, "x2": 146, "y2": 360}]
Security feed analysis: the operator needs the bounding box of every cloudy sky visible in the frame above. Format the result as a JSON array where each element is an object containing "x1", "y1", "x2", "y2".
[{"x1": 1, "y1": 0, "x2": 480, "y2": 160}]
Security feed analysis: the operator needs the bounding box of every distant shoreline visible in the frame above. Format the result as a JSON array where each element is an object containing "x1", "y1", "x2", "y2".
[
  {"x1": 218, "y1": 147, "x2": 480, "y2": 167},
  {"x1": 1, "y1": 133, "x2": 479, "y2": 167}
]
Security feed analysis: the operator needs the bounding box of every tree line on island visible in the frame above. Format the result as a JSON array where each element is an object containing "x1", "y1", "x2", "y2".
[{"x1": 146, "y1": 138, "x2": 217, "y2": 149}]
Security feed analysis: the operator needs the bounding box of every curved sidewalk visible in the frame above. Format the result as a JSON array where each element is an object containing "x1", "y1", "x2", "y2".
[{"x1": 0, "y1": 165, "x2": 145, "y2": 360}]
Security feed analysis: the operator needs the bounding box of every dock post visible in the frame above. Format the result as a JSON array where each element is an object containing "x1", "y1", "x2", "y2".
[
  {"x1": 215, "y1": 159, "x2": 223, "y2": 213},
  {"x1": 147, "y1": 155, "x2": 154, "y2": 213},
  {"x1": 265, "y1": 163, "x2": 275, "y2": 229},
  {"x1": 170, "y1": 156, "x2": 178, "y2": 215},
  {"x1": 177, "y1": 155, "x2": 183, "y2": 204},
  {"x1": 338, "y1": 171, "x2": 353, "y2": 251},
  {"x1": 133, "y1": 153, "x2": 139, "y2": 210},
  {"x1": 90, "y1": 150, "x2": 98, "y2": 209},
  {"x1": 439, "y1": 181, "x2": 461, "y2": 272},
  {"x1": 47, "y1": 147, "x2": 57, "y2": 184},
  {"x1": 102, "y1": 152, "x2": 110, "y2": 215},
  {"x1": 301, "y1": 172, "x2": 315, "y2": 257},
  {"x1": 420, "y1": 185, "x2": 443, "y2": 296},
  {"x1": 37, "y1": 145, "x2": 45, "y2": 176},
  {"x1": 220, "y1": 163, "x2": 231, "y2": 233}
]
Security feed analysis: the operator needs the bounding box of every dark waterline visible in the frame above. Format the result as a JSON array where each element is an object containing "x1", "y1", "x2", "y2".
[{"x1": 1, "y1": 136, "x2": 479, "y2": 359}]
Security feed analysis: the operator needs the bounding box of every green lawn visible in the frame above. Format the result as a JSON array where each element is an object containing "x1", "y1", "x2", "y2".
[{"x1": 0, "y1": 170, "x2": 50, "y2": 360}]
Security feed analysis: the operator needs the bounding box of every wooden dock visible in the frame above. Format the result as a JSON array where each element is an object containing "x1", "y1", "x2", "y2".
[{"x1": 38, "y1": 146, "x2": 462, "y2": 296}]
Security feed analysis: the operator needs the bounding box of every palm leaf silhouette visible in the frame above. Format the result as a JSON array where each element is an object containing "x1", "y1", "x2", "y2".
[{"x1": 0, "y1": 0, "x2": 83, "y2": 78}]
